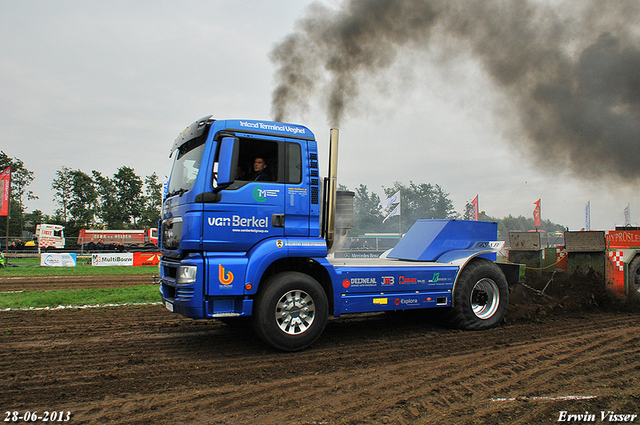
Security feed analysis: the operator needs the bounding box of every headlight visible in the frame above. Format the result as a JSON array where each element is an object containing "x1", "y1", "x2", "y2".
[{"x1": 177, "y1": 265, "x2": 197, "y2": 284}]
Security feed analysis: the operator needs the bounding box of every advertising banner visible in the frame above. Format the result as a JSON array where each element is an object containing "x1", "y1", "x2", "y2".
[
  {"x1": 133, "y1": 252, "x2": 161, "y2": 266},
  {"x1": 41, "y1": 253, "x2": 77, "y2": 267},
  {"x1": 0, "y1": 167, "x2": 10, "y2": 216},
  {"x1": 605, "y1": 230, "x2": 640, "y2": 249},
  {"x1": 91, "y1": 253, "x2": 134, "y2": 266}
]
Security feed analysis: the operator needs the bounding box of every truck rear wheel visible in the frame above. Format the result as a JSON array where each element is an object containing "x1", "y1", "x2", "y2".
[
  {"x1": 449, "y1": 259, "x2": 508, "y2": 330},
  {"x1": 253, "y1": 272, "x2": 328, "y2": 351}
]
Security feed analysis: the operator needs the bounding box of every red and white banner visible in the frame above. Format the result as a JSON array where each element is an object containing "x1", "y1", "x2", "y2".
[
  {"x1": 0, "y1": 167, "x2": 10, "y2": 216},
  {"x1": 133, "y1": 252, "x2": 161, "y2": 267},
  {"x1": 533, "y1": 199, "x2": 542, "y2": 227},
  {"x1": 471, "y1": 195, "x2": 479, "y2": 221}
]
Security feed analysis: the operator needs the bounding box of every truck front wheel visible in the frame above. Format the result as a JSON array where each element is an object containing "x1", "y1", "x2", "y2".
[
  {"x1": 449, "y1": 259, "x2": 508, "y2": 330},
  {"x1": 253, "y1": 272, "x2": 328, "y2": 351}
]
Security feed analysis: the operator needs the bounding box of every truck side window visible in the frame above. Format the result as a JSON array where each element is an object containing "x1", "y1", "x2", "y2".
[
  {"x1": 286, "y1": 143, "x2": 302, "y2": 184},
  {"x1": 227, "y1": 138, "x2": 279, "y2": 188}
]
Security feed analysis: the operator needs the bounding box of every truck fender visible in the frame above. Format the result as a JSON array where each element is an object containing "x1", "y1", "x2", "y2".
[
  {"x1": 244, "y1": 239, "x2": 291, "y2": 294},
  {"x1": 244, "y1": 237, "x2": 328, "y2": 295},
  {"x1": 442, "y1": 249, "x2": 507, "y2": 306}
]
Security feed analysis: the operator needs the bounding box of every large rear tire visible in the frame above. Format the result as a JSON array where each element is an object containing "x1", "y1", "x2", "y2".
[
  {"x1": 449, "y1": 259, "x2": 509, "y2": 330},
  {"x1": 253, "y1": 272, "x2": 328, "y2": 351}
]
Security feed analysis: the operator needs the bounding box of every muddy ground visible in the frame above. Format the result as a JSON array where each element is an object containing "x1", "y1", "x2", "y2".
[{"x1": 1, "y1": 273, "x2": 639, "y2": 424}]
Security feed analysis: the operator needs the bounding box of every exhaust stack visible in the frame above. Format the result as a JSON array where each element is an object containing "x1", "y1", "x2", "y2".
[{"x1": 324, "y1": 128, "x2": 339, "y2": 253}]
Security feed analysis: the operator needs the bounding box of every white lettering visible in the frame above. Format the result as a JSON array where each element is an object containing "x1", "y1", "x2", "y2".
[
  {"x1": 208, "y1": 217, "x2": 231, "y2": 226},
  {"x1": 558, "y1": 411, "x2": 596, "y2": 422},
  {"x1": 208, "y1": 215, "x2": 267, "y2": 229},
  {"x1": 601, "y1": 411, "x2": 638, "y2": 422},
  {"x1": 232, "y1": 215, "x2": 268, "y2": 228},
  {"x1": 239, "y1": 120, "x2": 307, "y2": 135},
  {"x1": 351, "y1": 278, "x2": 377, "y2": 284},
  {"x1": 258, "y1": 189, "x2": 279, "y2": 198}
]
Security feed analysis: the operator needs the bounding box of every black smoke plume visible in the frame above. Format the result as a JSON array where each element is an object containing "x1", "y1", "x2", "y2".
[{"x1": 270, "y1": 0, "x2": 640, "y2": 182}]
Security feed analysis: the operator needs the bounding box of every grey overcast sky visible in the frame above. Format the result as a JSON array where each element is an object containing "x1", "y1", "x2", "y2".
[{"x1": 1, "y1": 0, "x2": 639, "y2": 231}]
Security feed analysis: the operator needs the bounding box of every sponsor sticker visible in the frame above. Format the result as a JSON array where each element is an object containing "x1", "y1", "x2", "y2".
[
  {"x1": 346, "y1": 277, "x2": 377, "y2": 288},
  {"x1": 399, "y1": 276, "x2": 417, "y2": 284},
  {"x1": 253, "y1": 186, "x2": 279, "y2": 203},
  {"x1": 395, "y1": 298, "x2": 420, "y2": 306},
  {"x1": 471, "y1": 241, "x2": 505, "y2": 250},
  {"x1": 218, "y1": 264, "x2": 234, "y2": 285},
  {"x1": 208, "y1": 215, "x2": 269, "y2": 234}
]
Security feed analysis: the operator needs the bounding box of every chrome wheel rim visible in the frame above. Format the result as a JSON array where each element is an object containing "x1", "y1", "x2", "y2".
[
  {"x1": 275, "y1": 290, "x2": 316, "y2": 335},
  {"x1": 470, "y1": 278, "x2": 500, "y2": 320}
]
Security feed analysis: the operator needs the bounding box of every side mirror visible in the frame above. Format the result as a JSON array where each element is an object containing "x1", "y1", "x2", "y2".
[{"x1": 215, "y1": 137, "x2": 239, "y2": 189}]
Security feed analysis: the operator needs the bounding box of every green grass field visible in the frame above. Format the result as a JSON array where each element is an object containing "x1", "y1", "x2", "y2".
[
  {"x1": 0, "y1": 285, "x2": 161, "y2": 309},
  {"x1": 0, "y1": 256, "x2": 160, "y2": 309}
]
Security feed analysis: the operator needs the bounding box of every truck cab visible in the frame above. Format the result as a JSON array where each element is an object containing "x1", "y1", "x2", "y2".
[
  {"x1": 35, "y1": 224, "x2": 65, "y2": 250},
  {"x1": 160, "y1": 117, "x2": 325, "y2": 319}
]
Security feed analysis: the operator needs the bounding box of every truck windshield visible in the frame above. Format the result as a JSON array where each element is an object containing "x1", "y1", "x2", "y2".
[{"x1": 168, "y1": 138, "x2": 206, "y2": 197}]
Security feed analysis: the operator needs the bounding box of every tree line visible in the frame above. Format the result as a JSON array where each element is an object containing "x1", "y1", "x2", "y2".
[
  {"x1": 0, "y1": 151, "x2": 162, "y2": 246},
  {"x1": 51, "y1": 166, "x2": 162, "y2": 230}
]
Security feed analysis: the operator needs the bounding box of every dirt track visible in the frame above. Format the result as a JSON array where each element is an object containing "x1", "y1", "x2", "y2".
[
  {"x1": 0, "y1": 274, "x2": 153, "y2": 292},
  {"x1": 1, "y1": 275, "x2": 639, "y2": 424}
]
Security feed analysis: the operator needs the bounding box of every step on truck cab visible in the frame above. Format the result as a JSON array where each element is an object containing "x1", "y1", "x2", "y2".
[{"x1": 159, "y1": 117, "x2": 521, "y2": 351}]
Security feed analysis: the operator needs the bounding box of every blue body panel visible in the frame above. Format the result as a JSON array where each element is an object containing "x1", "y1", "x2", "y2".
[{"x1": 388, "y1": 219, "x2": 498, "y2": 262}]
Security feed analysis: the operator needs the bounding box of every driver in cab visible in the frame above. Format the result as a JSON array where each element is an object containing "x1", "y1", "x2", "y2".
[{"x1": 252, "y1": 157, "x2": 270, "y2": 181}]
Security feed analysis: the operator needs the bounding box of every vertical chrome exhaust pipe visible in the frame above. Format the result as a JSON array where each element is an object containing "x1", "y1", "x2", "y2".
[{"x1": 325, "y1": 128, "x2": 339, "y2": 253}]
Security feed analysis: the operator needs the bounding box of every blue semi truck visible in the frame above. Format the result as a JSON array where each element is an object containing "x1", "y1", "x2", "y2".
[{"x1": 159, "y1": 116, "x2": 521, "y2": 351}]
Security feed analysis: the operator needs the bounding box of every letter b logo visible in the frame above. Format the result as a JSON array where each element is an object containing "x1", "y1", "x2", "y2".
[{"x1": 219, "y1": 264, "x2": 234, "y2": 285}]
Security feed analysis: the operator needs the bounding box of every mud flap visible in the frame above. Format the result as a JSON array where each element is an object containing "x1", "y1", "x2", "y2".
[{"x1": 496, "y1": 262, "x2": 524, "y2": 287}]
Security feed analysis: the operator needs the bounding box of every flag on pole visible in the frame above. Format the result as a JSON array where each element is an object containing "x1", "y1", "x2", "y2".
[
  {"x1": 585, "y1": 201, "x2": 591, "y2": 231},
  {"x1": 624, "y1": 204, "x2": 631, "y2": 226},
  {"x1": 471, "y1": 195, "x2": 479, "y2": 221},
  {"x1": 161, "y1": 177, "x2": 170, "y2": 201},
  {"x1": 533, "y1": 199, "x2": 541, "y2": 227},
  {"x1": 382, "y1": 191, "x2": 400, "y2": 211},
  {"x1": 0, "y1": 167, "x2": 10, "y2": 217},
  {"x1": 383, "y1": 204, "x2": 400, "y2": 223}
]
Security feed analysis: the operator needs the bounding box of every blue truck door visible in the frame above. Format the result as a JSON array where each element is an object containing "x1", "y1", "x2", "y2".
[{"x1": 201, "y1": 180, "x2": 285, "y2": 252}]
